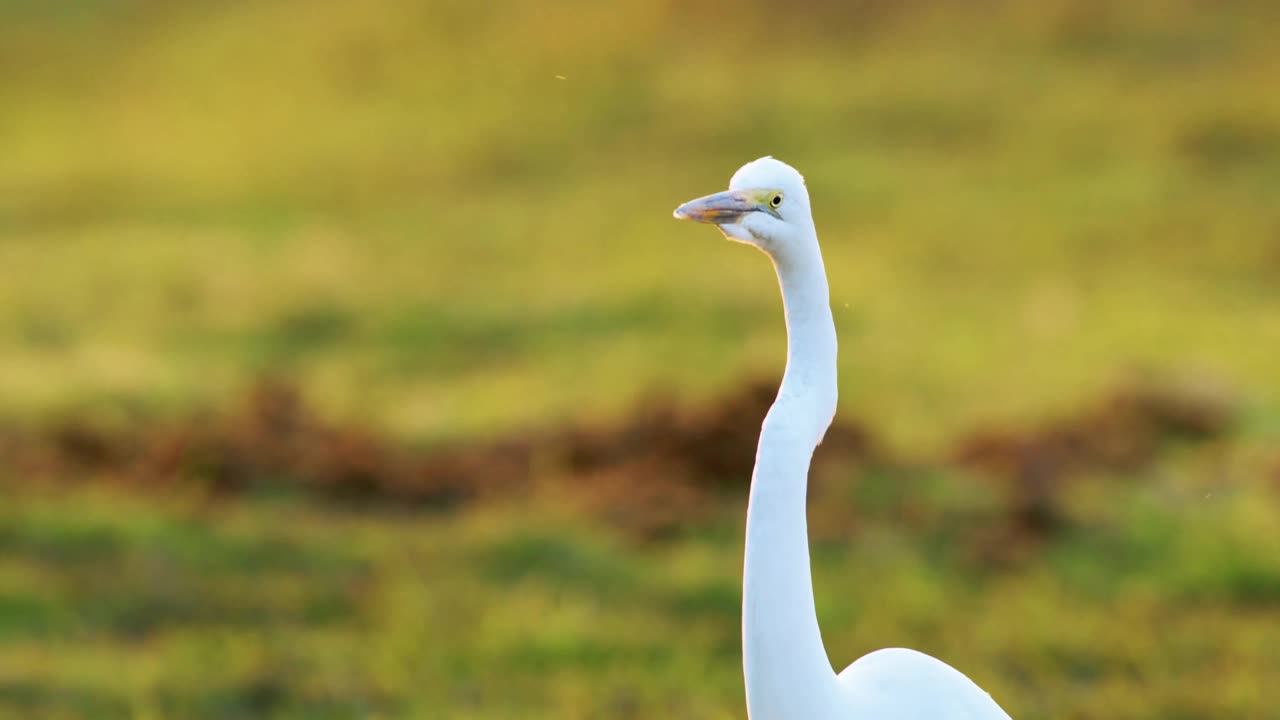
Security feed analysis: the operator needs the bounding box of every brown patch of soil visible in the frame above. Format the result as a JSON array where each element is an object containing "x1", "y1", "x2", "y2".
[
  {"x1": 952, "y1": 380, "x2": 1237, "y2": 549},
  {"x1": 0, "y1": 376, "x2": 1242, "y2": 542}
]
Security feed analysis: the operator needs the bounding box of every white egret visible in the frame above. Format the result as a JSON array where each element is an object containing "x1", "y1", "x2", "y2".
[{"x1": 674, "y1": 157, "x2": 1011, "y2": 719}]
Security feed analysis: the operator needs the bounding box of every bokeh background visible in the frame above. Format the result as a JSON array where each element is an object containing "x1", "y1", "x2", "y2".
[{"x1": 3, "y1": 1, "x2": 1280, "y2": 717}]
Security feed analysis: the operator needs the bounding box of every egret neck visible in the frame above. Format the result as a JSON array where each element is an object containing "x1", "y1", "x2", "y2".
[{"x1": 743, "y1": 236, "x2": 842, "y2": 717}]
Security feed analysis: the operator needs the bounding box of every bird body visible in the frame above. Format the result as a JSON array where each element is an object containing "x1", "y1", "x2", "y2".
[{"x1": 674, "y1": 157, "x2": 1011, "y2": 719}]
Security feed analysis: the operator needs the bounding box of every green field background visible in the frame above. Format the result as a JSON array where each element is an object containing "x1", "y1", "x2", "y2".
[{"x1": 2, "y1": 1, "x2": 1280, "y2": 717}]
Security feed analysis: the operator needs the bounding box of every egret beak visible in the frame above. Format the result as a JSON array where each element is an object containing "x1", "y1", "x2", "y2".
[{"x1": 673, "y1": 189, "x2": 770, "y2": 224}]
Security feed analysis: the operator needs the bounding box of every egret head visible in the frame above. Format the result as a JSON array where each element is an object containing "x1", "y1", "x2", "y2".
[{"x1": 673, "y1": 157, "x2": 814, "y2": 259}]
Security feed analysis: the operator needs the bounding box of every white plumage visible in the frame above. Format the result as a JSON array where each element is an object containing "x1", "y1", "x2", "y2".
[{"x1": 674, "y1": 157, "x2": 1011, "y2": 719}]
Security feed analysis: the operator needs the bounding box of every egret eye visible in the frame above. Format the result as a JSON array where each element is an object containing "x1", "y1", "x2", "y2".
[{"x1": 769, "y1": 193, "x2": 783, "y2": 208}]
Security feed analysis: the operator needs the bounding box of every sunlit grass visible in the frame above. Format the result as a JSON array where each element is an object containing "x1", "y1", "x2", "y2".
[
  {"x1": 3, "y1": 2, "x2": 1280, "y2": 717},
  {"x1": 2, "y1": 0, "x2": 1278, "y2": 446}
]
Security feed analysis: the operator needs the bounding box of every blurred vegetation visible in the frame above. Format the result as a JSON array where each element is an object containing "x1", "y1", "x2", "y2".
[
  {"x1": 3, "y1": 0, "x2": 1278, "y2": 444},
  {"x1": 2, "y1": 0, "x2": 1280, "y2": 717},
  {"x1": 4, "y1": 463, "x2": 1280, "y2": 718}
]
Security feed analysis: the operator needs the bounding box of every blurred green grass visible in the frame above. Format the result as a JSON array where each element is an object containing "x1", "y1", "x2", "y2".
[
  {"x1": 3, "y1": 471, "x2": 1279, "y2": 718},
  {"x1": 3, "y1": 1, "x2": 1280, "y2": 717},
  {"x1": 2, "y1": 0, "x2": 1278, "y2": 445}
]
